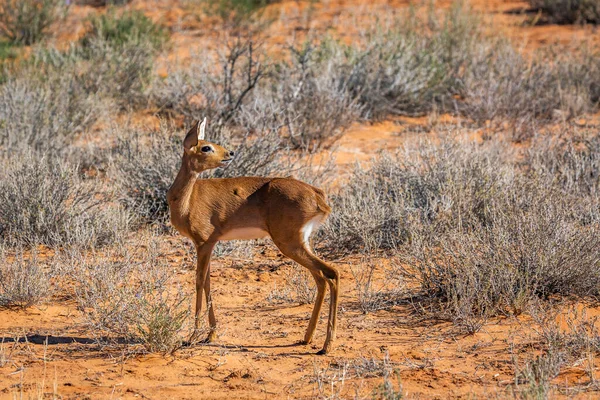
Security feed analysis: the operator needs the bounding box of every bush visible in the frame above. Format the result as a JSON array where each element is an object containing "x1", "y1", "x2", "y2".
[
  {"x1": 325, "y1": 131, "x2": 600, "y2": 328},
  {"x1": 109, "y1": 124, "x2": 181, "y2": 225},
  {"x1": 0, "y1": 153, "x2": 128, "y2": 248},
  {"x1": 461, "y1": 45, "x2": 597, "y2": 124},
  {"x1": 252, "y1": 42, "x2": 361, "y2": 150},
  {"x1": 0, "y1": 0, "x2": 67, "y2": 45},
  {"x1": 324, "y1": 139, "x2": 511, "y2": 253},
  {"x1": 77, "y1": 0, "x2": 132, "y2": 6},
  {"x1": 81, "y1": 9, "x2": 167, "y2": 52},
  {"x1": 203, "y1": 0, "x2": 278, "y2": 27},
  {"x1": 66, "y1": 240, "x2": 191, "y2": 353},
  {"x1": 0, "y1": 249, "x2": 50, "y2": 309},
  {"x1": 528, "y1": 0, "x2": 600, "y2": 24},
  {"x1": 154, "y1": 35, "x2": 359, "y2": 151},
  {"x1": 315, "y1": 4, "x2": 598, "y2": 126},
  {"x1": 78, "y1": 10, "x2": 166, "y2": 108},
  {"x1": 153, "y1": 35, "x2": 267, "y2": 127},
  {"x1": 335, "y1": 2, "x2": 480, "y2": 120},
  {"x1": 0, "y1": 67, "x2": 108, "y2": 152}
]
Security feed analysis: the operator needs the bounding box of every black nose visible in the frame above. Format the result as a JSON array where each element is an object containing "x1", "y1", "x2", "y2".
[{"x1": 229, "y1": 151, "x2": 235, "y2": 157}]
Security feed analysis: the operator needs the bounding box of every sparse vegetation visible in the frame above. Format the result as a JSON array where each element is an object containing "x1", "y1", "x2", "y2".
[
  {"x1": 81, "y1": 9, "x2": 167, "y2": 52},
  {"x1": 324, "y1": 130, "x2": 600, "y2": 330},
  {"x1": 0, "y1": 249, "x2": 50, "y2": 309},
  {"x1": 65, "y1": 240, "x2": 191, "y2": 353},
  {"x1": 0, "y1": 0, "x2": 67, "y2": 45},
  {"x1": 202, "y1": 0, "x2": 278, "y2": 27},
  {"x1": 0, "y1": 154, "x2": 128, "y2": 248}
]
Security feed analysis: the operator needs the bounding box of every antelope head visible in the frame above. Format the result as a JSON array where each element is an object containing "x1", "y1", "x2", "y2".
[{"x1": 183, "y1": 118, "x2": 235, "y2": 172}]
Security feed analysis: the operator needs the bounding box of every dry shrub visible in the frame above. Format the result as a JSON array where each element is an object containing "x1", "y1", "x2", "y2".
[
  {"x1": 340, "y1": 2, "x2": 480, "y2": 120},
  {"x1": 157, "y1": 3, "x2": 598, "y2": 144},
  {"x1": 153, "y1": 34, "x2": 267, "y2": 127},
  {"x1": 461, "y1": 45, "x2": 598, "y2": 124},
  {"x1": 0, "y1": 249, "x2": 50, "y2": 309},
  {"x1": 63, "y1": 239, "x2": 190, "y2": 353},
  {"x1": 153, "y1": 34, "x2": 359, "y2": 151},
  {"x1": 0, "y1": 153, "x2": 128, "y2": 248},
  {"x1": 108, "y1": 124, "x2": 181, "y2": 225},
  {"x1": 0, "y1": 0, "x2": 67, "y2": 45},
  {"x1": 268, "y1": 264, "x2": 316, "y2": 305},
  {"x1": 250, "y1": 41, "x2": 361, "y2": 151},
  {"x1": 324, "y1": 139, "x2": 510, "y2": 254},
  {"x1": 327, "y1": 130, "x2": 600, "y2": 328},
  {"x1": 0, "y1": 69, "x2": 108, "y2": 153}
]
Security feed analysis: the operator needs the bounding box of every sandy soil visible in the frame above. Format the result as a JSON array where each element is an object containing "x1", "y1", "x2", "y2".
[{"x1": 1, "y1": 0, "x2": 600, "y2": 399}]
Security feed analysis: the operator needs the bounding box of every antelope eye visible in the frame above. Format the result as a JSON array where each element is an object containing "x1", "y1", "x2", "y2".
[{"x1": 200, "y1": 146, "x2": 212, "y2": 153}]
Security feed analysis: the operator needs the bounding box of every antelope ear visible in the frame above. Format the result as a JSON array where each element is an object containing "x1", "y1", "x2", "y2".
[
  {"x1": 183, "y1": 121, "x2": 200, "y2": 150},
  {"x1": 198, "y1": 117, "x2": 207, "y2": 141}
]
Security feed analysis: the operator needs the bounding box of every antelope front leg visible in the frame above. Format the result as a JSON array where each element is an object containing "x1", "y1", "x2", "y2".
[
  {"x1": 204, "y1": 270, "x2": 217, "y2": 342},
  {"x1": 192, "y1": 242, "x2": 215, "y2": 338}
]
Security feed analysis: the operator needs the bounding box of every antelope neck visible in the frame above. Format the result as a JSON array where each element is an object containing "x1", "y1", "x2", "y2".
[{"x1": 167, "y1": 154, "x2": 203, "y2": 217}]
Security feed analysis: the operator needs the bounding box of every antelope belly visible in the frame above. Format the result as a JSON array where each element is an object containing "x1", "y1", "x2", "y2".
[{"x1": 219, "y1": 227, "x2": 270, "y2": 241}]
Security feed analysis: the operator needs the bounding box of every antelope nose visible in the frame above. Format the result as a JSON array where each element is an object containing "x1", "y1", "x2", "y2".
[{"x1": 229, "y1": 151, "x2": 235, "y2": 157}]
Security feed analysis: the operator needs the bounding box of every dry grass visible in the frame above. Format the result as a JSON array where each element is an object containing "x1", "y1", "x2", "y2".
[
  {"x1": 0, "y1": 248, "x2": 51, "y2": 309},
  {"x1": 61, "y1": 237, "x2": 192, "y2": 354}
]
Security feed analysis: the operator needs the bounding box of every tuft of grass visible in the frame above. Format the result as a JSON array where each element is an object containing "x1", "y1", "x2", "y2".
[
  {"x1": 268, "y1": 264, "x2": 316, "y2": 305},
  {"x1": 0, "y1": 0, "x2": 67, "y2": 45},
  {"x1": 0, "y1": 249, "x2": 51, "y2": 309},
  {"x1": 65, "y1": 239, "x2": 191, "y2": 354}
]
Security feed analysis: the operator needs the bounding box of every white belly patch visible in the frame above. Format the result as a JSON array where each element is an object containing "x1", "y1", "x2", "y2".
[{"x1": 219, "y1": 227, "x2": 270, "y2": 241}]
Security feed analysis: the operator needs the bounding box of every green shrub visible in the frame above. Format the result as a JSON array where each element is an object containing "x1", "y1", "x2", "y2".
[
  {"x1": 0, "y1": 0, "x2": 67, "y2": 45},
  {"x1": 81, "y1": 9, "x2": 167, "y2": 52},
  {"x1": 203, "y1": 0, "x2": 278, "y2": 26},
  {"x1": 75, "y1": 10, "x2": 167, "y2": 108}
]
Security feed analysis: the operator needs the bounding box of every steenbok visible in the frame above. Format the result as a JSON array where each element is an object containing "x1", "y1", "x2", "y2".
[{"x1": 167, "y1": 119, "x2": 339, "y2": 354}]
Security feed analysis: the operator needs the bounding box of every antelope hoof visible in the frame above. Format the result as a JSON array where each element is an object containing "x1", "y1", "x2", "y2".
[
  {"x1": 316, "y1": 348, "x2": 328, "y2": 355},
  {"x1": 202, "y1": 331, "x2": 217, "y2": 343}
]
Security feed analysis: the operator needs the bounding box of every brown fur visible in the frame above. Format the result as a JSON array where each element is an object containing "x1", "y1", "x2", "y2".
[{"x1": 167, "y1": 121, "x2": 340, "y2": 354}]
